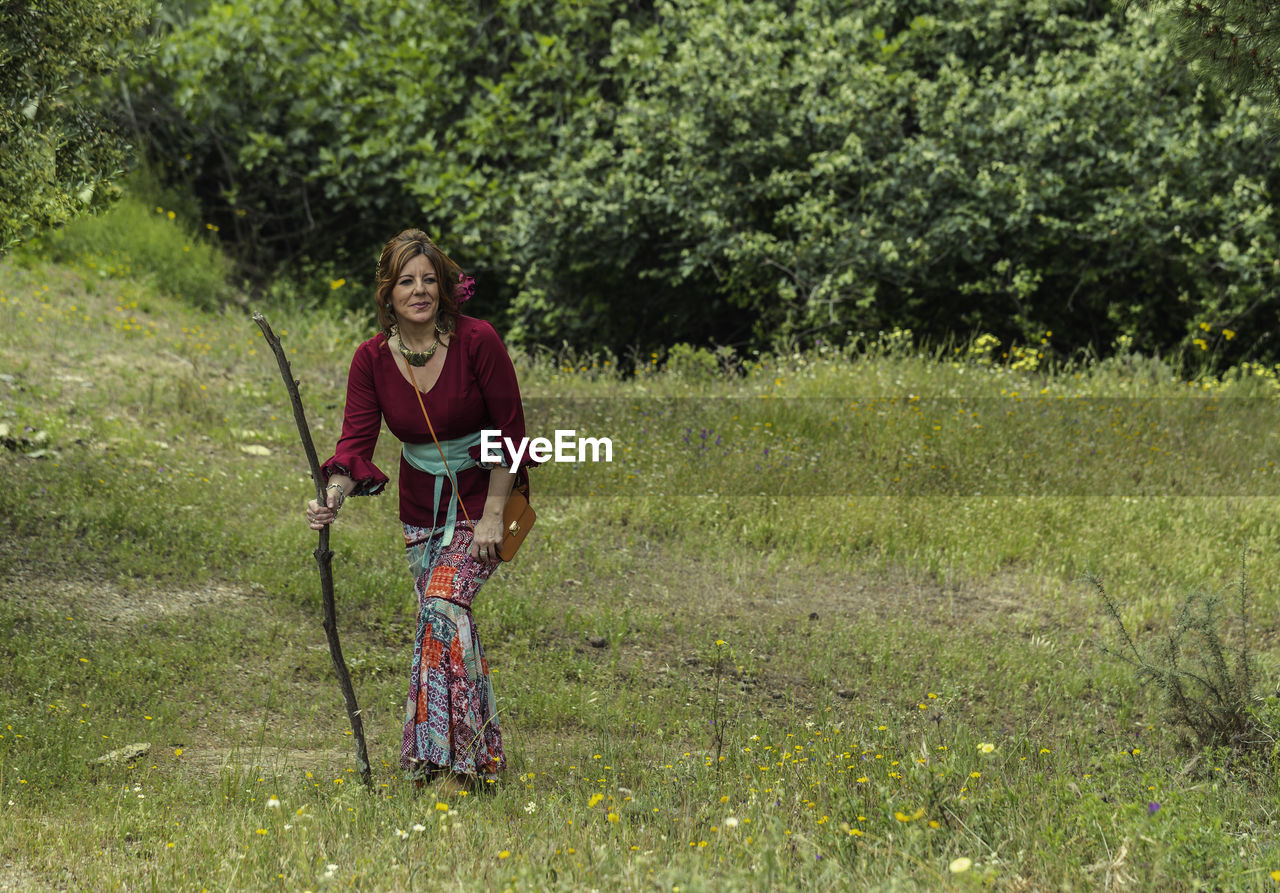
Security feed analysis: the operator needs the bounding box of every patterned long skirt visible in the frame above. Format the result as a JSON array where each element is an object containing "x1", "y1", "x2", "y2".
[{"x1": 400, "y1": 522, "x2": 506, "y2": 780}]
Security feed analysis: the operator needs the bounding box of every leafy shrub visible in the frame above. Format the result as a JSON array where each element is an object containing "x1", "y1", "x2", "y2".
[
  {"x1": 36, "y1": 173, "x2": 233, "y2": 308},
  {"x1": 128, "y1": 0, "x2": 641, "y2": 284},
  {"x1": 665, "y1": 343, "x2": 728, "y2": 381},
  {"x1": 505, "y1": 0, "x2": 1280, "y2": 358},
  {"x1": 0, "y1": 0, "x2": 150, "y2": 249},
  {"x1": 129, "y1": 0, "x2": 1280, "y2": 362}
]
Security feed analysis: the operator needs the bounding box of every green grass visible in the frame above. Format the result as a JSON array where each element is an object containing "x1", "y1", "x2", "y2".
[
  {"x1": 15, "y1": 171, "x2": 233, "y2": 309},
  {"x1": 4, "y1": 246, "x2": 1280, "y2": 889}
]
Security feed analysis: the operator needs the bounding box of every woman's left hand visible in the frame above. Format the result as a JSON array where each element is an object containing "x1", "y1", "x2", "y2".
[{"x1": 471, "y1": 512, "x2": 503, "y2": 563}]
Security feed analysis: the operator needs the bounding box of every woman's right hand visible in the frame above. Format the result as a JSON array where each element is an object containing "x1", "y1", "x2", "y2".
[{"x1": 306, "y1": 480, "x2": 348, "y2": 529}]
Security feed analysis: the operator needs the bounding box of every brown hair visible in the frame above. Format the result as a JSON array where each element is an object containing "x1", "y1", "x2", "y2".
[{"x1": 374, "y1": 229, "x2": 463, "y2": 336}]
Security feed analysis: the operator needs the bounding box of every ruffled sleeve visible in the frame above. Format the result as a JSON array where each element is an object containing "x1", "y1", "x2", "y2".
[{"x1": 321, "y1": 338, "x2": 390, "y2": 496}]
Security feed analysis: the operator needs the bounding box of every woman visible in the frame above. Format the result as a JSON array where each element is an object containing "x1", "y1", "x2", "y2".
[{"x1": 306, "y1": 228, "x2": 533, "y2": 790}]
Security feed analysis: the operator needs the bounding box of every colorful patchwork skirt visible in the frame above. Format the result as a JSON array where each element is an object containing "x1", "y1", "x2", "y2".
[{"x1": 400, "y1": 522, "x2": 506, "y2": 780}]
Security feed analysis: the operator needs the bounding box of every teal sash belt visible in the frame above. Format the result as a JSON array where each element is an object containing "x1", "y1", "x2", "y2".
[{"x1": 402, "y1": 431, "x2": 483, "y2": 547}]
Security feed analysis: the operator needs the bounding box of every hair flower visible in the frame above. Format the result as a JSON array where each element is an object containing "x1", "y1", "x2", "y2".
[{"x1": 456, "y1": 273, "x2": 475, "y2": 304}]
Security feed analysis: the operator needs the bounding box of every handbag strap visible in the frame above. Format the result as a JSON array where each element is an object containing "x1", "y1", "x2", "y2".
[{"x1": 400, "y1": 352, "x2": 475, "y2": 529}]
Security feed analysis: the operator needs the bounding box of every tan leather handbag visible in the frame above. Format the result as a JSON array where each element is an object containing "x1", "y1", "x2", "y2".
[
  {"x1": 497, "y1": 483, "x2": 534, "y2": 560},
  {"x1": 402, "y1": 354, "x2": 535, "y2": 561}
]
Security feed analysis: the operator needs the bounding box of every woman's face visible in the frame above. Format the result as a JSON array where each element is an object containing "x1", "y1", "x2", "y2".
[{"x1": 391, "y1": 254, "x2": 440, "y2": 333}]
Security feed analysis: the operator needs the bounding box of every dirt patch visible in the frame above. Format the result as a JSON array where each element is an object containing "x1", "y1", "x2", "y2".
[
  {"x1": 540, "y1": 549, "x2": 1067, "y2": 656},
  {"x1": 549, "y1": 548, "x2": 1064, "y2": 630},
  {"x1": 0, "y1": 860, "x2": 52, "y2": 893},
  {"x1": 680, "y1": 557, "x2": 1057, "y2": 625},
  {"x1": 519, "y1": 547, "x2": 1078, "y2": 722},
  {"x1": 175, "y1": 744, "x2": 354, "y2": 779},
  {"x1": 0, "y1": 573, "x2": 252, "y2": 625}
]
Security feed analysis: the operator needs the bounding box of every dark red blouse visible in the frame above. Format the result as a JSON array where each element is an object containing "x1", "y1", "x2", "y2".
[{"x1": 320, "y1": 316, "x2": 533, "y2": 528}]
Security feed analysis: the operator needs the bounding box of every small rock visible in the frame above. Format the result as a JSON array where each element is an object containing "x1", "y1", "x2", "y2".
[
  {"x1": 586, "y1": 635, "x2": 607, "y2": 648},
  {"x1": 92, "y1": 742, "x2": 151, "y2": 766},
  {"x1": 837, "y1": 689, "x2": 856, "y2": 700},
  {"x1": 808, "y1": 612, "x2": 819, "y2": 621}
]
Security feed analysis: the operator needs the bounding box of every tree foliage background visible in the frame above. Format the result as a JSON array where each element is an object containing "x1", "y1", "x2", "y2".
[
  {"x1": 0, "y1": 0, "x2": 150, "y2": 250},
  {"x1": 11, "y1": 0, "x2": 1280, "y2": 362}
]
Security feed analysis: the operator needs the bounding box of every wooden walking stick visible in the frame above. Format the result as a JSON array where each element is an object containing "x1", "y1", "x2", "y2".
[{"x1": 253, "y1": 313, "x2": 372, "y2": 789}]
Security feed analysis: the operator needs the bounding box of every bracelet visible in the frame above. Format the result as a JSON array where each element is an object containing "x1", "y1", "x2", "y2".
[{"x1": 325, "y1": 482, "x2": 347, "y2": 510}]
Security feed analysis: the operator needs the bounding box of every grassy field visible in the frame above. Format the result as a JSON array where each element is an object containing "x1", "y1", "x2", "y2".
[{"x1": 4, "y1": 227, "x2": 1280, "y2": 889}]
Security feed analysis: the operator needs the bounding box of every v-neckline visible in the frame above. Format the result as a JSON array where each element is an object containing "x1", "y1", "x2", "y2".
[{"x1": 391, "y1": 331, "x2": 452, "y2": 397}]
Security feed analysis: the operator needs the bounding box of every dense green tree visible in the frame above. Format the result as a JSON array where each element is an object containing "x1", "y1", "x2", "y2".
[
  {"x1": 134, "y1": 0, "x2": 1280, "y2": 363},
  {"x1": 0, "y1": 0, "x2": 150, "y2": 250},
  {"x1": 129, "y1": 0, "x2": 645, "y2": 280},
  {"x1": 503, "y1": 0, "x2": 1280, "y2": 357}
]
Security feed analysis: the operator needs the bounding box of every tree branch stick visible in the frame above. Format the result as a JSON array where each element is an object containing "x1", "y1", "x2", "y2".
[{"x1": 252, "y1": 312, "x2": 372, "y2": 789}]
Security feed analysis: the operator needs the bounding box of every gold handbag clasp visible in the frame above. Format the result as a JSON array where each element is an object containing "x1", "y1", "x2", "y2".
[{"x1": 509, "y1": 520, "x2": 521, "y2": 535}]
